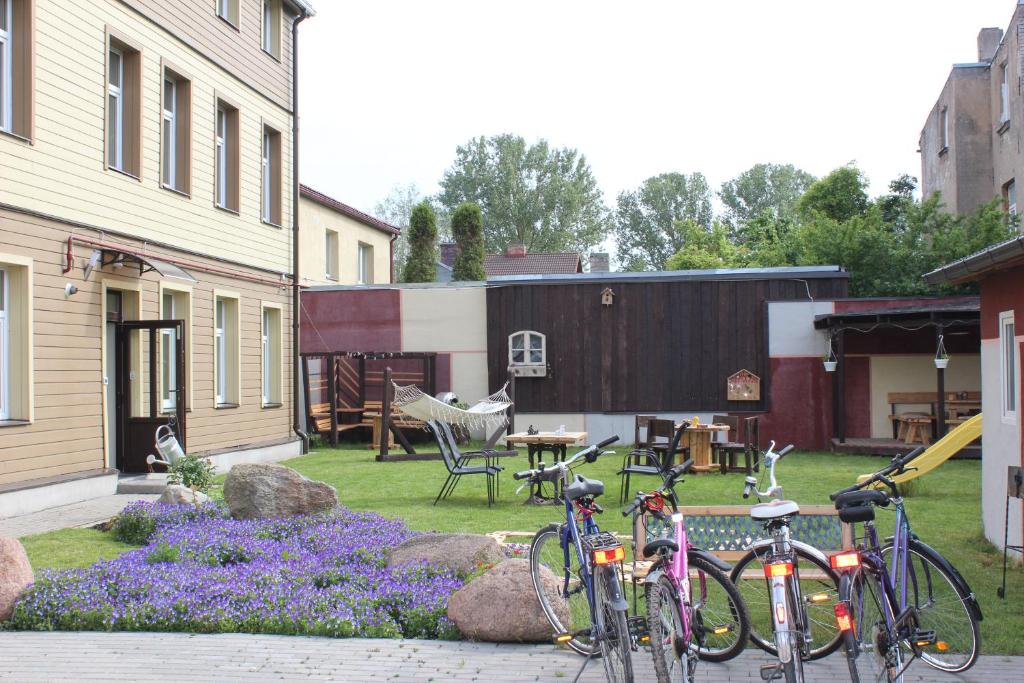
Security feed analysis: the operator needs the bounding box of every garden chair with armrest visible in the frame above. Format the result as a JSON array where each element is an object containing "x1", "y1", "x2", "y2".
[{"x1": 425, "y1": 420, "x2": 502, "y2": 507}]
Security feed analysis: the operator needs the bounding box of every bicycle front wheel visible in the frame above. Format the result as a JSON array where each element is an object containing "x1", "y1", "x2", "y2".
[
  {"x1": 730, "y1": 544, "x2": 843, "y2": 659},
  {"x1": 596, "y1": 565, "x2": 634, "y2": 683},
  {"x1": 646, "y1": 573, "x2": 691, "y2": 683},
  {"x1": 689, "y1": 555, "x2": 750, "y2": 662},
  {"x1": 530, "y1": 523, "x2": 594, "y2": 655},
  {"x1": 881, "y1": 540, "x2": 980, "y2": 673}
]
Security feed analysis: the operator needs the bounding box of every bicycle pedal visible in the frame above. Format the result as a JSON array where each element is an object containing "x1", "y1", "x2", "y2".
[
  {"x1": 627, "y1": 615, "x2": 650, "y2": 641},
  {"x1": 759, "y1": 663, "x2": 784, "y2": 681},
  {"x1": 912, "y1": 629, "x2": 937, "y2": 648}
]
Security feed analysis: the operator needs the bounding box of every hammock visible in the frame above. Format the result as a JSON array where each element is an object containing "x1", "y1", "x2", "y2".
[{"x1": 391, "y1": 382, "x2": 512, "y2": 431}]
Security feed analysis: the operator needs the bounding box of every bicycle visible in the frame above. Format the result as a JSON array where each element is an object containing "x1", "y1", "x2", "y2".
[
  {"x1": 829, "y1": 449, "x2": 982, "y2": 683},
  {"x1": 730, "y1": 441, "x2": 843, "y2": 682},
  {"x1": 623, "y1": 458, "x2": 751, "y2": 682},
  {"x1": 515, "y1": 435, "x2": 635, "y2": 683}
]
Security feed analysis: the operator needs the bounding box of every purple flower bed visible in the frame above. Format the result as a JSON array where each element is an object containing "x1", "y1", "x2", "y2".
[{"x1": 11, "y1": 502, "x2": 462, "y2": 639}]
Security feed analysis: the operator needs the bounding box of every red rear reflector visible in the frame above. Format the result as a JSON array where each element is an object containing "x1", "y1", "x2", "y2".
[
  {"x1": 830, "y1": 551, "x2": 861, "y2": 572},
  {"x1": 833, "y1": 603, "x2": 854, "y2": 632},
  {"x1": 764, "y1": 561, "x2": 794, "y2": 578},
  {"x1": 593, "y1": 545, "x2": 625, "y2": 565}
]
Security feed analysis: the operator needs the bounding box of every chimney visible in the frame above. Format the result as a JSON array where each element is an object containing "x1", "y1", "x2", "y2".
[
  {"x1": 506, "y1": 243, "x2": 528, "y2": 257},
  {"x1": 589, "y1": 252, "x2": 610, "y2": 272},
  {"x1": 439, "y1": 242, "x2": 459, "y2": 268},
  {"x1": 978, "y1": 27, "x2": 1003, "y2": 62}
]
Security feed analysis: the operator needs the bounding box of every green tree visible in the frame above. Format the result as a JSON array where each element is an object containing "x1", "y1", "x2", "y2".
[
  {"x1": 438, "y1": 134, "x2": 611, "y2": 254},
  {"x1": 374, "y1": 183, "x2": 424, "y2": 276},
  {"x1": 402, "y1": 201, "x2": 438, "y2": 283},
  {"x1": 719, "y1": 163, "x2": 816, "y2": 231},
  {"x1": 451, "y1": 203, "x2": 487, "y2": 281},
  {"x1": 664, "y1": 220, "x2": 746, "y2": 271},
  {"x1": 797, "y1": 165, "x2": 869, "y2": 222},
  {"x1": 613, "y1": 172, "x2": 713, "y2": 271}
]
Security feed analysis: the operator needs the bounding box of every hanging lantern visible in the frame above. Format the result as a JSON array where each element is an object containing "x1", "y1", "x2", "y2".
[
  {"x1": 823, "y1": 333, "x2": 838, "y2": 372},
  {"x1": 934, "y1": 334, "x2": 950, "y2": 369}
]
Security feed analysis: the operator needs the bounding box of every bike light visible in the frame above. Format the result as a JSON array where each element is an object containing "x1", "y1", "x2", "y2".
[
  {"x1": 915, "y1": 639, "x2": 932, "y2": 647},
  {"x1": 936, "y1": 641, "x2": 949, "y2": 651},
  {"x1": 712, "y1": 625, "x2": 732, "y2": 636},
  {"x1": 833, "y1": 603, "x2": 853, "y2": 632},
  {"x1": 830, "y1": 551, "x2": 861, "y2": 572},
  {"x1": 592, "y1": 545, "x2": 625, "y2": 565},
  {"x1": 808, "y1": 593, "x2": 830, "y2": 604},
  {"x1": 763, "y1": 561, "x2": 794, "y2": 578},
  {"x1": 775, "y1": 603, "x2": 786, "y2": 624},
  {"x1": 553, "y1": 633, "x2": 574, "y2": 645}
]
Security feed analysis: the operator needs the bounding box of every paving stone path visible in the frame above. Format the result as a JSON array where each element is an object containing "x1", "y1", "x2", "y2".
[
  {"x1": 0, "y1": 632, "x2": 1017, "y2": 682},
  {"x1": 0, "y1": 494, "x2": 159, "y2": 538}
]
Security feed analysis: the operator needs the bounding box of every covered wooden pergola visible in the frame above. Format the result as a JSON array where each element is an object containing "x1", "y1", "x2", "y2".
[{"x1": 813, "y1": 302, "x2": 981, "y2": 448}]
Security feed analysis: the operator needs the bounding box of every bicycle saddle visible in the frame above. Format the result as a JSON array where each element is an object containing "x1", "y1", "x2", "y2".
[
  {"x1": 833, "y1": 489, "x2": 890, "y2": 523},
  {"x1": 750, "y1": 499, "x2": 800, "y2": 520},
  {"x1": 642, "y1": 538, "x2": 679, "y2": 558},
  {"x1": 564, "y1": 474, "x2": 604, "y2": 501}
]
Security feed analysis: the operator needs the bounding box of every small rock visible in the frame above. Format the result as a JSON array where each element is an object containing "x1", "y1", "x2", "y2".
[
  {"x1": 158, "y1": 484, "x2": 210, "y2": 506},
  {"x1": 447, "y1": 559, "x2": 569, "y2": 642},
  {"x1": 0, "y1": 536, "x2": 33, "y2": 621},
  {"x1": 386, "y1": 533, "x2": 504, "y2": 577},
  {"x1": 223, "y1": 463, "x2": 337, "y2": 519}
]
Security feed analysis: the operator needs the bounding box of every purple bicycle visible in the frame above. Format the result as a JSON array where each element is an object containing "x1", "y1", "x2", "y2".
[{"x1": 624, "y1": 459, "x2": 750, "y2": 682}]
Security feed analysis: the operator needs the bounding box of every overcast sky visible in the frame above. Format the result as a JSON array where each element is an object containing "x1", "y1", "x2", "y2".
[{"x1": 298, "y1": 0, "x2": 1014, "y2": 218}]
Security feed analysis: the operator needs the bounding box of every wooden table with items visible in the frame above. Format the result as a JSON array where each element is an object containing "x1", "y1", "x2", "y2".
[
  {"x1": 506, "y1": 431, "x2": 587, "y2": 503},
  {"x1": 676, "y1": 423, "x2": 731, "y2": 473}
]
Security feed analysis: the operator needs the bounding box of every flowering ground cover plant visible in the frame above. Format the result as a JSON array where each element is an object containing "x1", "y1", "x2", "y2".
[{"x1": 11, "y1": 502, "x2": 462, "y2": 639}]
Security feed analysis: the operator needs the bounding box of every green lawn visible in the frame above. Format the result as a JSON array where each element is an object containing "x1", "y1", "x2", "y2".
[{"x1": 21, "y1": 443, "x2": 1023, "y2": 654}]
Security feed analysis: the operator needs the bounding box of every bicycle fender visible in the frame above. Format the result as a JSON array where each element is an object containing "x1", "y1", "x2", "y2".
[
  {"x1": 600, "y1": 567, "x2": 630, "y2": 611},
  {"x1": 643, "y1": 567, "x2": 666, "y2": 587},
  {"x1": 745, "y1": 537, "x2": 831, "y2": 568},
  {"x1": 885, "y1": 536, "x2": 983, "y2": 622},
  {"x1": 687, "y1": 547, "x2": 732, "y2": 572}
]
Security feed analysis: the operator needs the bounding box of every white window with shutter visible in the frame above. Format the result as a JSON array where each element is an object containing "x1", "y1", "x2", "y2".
[{"x1": 508, "y1": 330, "x2": 547, "y2": 376}]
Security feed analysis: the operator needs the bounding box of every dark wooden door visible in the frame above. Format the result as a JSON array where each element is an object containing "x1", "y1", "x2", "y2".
[{"x1": 116, "y1": 320, "x2": 186, "y2": 473}]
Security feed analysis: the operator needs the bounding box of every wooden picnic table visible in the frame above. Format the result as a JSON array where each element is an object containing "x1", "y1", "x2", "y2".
[
  {"x1": 676, "y1": 423, "x2": 730, "y2": 473},
  {"x1": 506, "y1": 431, "x2": 587, "y2": 503}
]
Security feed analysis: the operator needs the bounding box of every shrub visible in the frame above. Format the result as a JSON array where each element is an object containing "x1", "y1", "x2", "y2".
[
  {"x1": 166, "y1": 453, "x2": 217, "y2": 492},
  {"x1": 451, "y1": 203, "x2": 486, "y2": 281},
  {"x1": 111, "y1": 501, "x2": 227, "y2": 545},
  {"x1": 402, "y1": 201, "x2": 438, "y2": 283}
]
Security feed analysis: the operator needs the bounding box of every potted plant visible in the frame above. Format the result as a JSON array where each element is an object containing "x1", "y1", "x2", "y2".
[
  {"x1": 823, "y1": 336, "x2": 838, "y2": 372},
  {"x1": 934, "y1": 334, "x2": 950, "y2": 369}
]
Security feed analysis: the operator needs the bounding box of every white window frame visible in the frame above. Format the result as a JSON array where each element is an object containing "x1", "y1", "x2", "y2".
[
  {"x1": 357, "y1": 243, "x2": 373, "y2": 284},
  {"x1": 160, "y1": 291, "x2": 178, "y2": 412},
  {"x1": 262, "y1": 0, "x2": 274, "y2": 54},
  {"x1": 215, "y1": 105, "x2": 228, "y2": 208},
  {"x1": 214, "y1": 298, "x2": 226, "y2": 405},
  {"x1": 940, "y1": 106, "x2": 949, "y2": 150},
  {"x1": 0, "y1": 268, "x2": 8, "y2": 420},
  {"x1": 262, "y1": 129, "x2": 272, "y2": 222},
  {"x1": 508, "y1": 330, "x2": 546, "y2": 367},
  {"x1": 1001, "y1": 311, "x2": 1018, "y2": 423},
  {"x1": 217, "y1": 0, "x2": 231, "y2": 22},
  {"x1": 325, "y1": 230, "x2": 338, "y2": 280},
  {"x1": 108, "y1": 47, "x2": 125, "y2": 171},
  {"x1": 262, "y1": 309, "x2": 271, "y2": 404},
  {"x1": 1007, "y1": 180, "x2": 1018, "y2": 216},
  {"x1": 1001, "y1": 62, "x2": 1011, "y2": 124},
  {"x1": 261, "y1": 305, "x2": 281, "y2": 406},
  {"x1": 162, "y1": 77, "x2": 176, "y2": 189},
  {"x1": 0, "y1": 0, "x2": 12, "y2": 134}
]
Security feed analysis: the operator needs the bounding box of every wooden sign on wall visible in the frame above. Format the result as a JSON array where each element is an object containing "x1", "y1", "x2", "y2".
[{"x1": 727, "y1": 369, "x2": 761, "y2": 401}]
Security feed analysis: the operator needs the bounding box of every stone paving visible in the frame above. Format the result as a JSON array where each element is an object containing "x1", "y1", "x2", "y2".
[
  {"x1": 0, "y1": 494, "x2": 159, "y2": 538},
  {"x1": 0, "y1": 632, "x2": 1017, "y2": 682}
]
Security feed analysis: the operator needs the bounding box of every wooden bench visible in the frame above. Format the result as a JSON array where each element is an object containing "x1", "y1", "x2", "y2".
[
  {"x1": 309, "y1": 402, "x2": 371, "y2": 439},
  {"x1": 363, "y1": 400, "x2": 427, "y2": 450}
]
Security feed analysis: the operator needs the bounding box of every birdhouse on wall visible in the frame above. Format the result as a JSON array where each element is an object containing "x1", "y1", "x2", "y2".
[
  {"x1": 727, "y1": 369, "x2": 761, "y2": 401},
  {"x1": 601, "y1": 288, "x2": 615, "y2": 306}
]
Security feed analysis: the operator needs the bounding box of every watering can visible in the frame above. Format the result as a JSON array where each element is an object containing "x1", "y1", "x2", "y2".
[{"x1": 145, "y1": 424, "x2": 186, "y2": 469}]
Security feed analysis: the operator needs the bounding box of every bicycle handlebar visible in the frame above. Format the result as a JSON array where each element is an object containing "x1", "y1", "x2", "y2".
[
  {"x1": 622, "y1": 458, "x2": 693, "y2": 517},
  {"x1": 828, "y1": 446, "x2": 927, "y2": 500},
  {"x1": 514, "y1": 436, "x2": 621, "y2": 486}
]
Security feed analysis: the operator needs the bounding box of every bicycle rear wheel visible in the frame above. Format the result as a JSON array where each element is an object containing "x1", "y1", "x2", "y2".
[
  {"x1": 530, "y1": 523, "x2": 594, "y2": 655},
  {"x1": 882, "y1": 541, "x2": 980, "y2": 673},
  {"x1": 688, "y1": 555, "x2": 750, "y2": 662},
  {"x1": 646, "y1": 573, "x2": 691, "y2": 683},
  {"x1": 596, "y1": 565, "x2": 634, "y2": 683},
  {"x1": 846, "y1": 567, "x2": 903, "y2": 683},
  {"x1": 730, "y1": 545, "x2": 843, "y2": 660}
]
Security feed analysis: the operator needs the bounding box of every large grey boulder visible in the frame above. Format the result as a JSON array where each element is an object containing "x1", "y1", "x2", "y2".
[
  {"x1": 0, "y1": 536, "x2": 33, "y2": 621},
  {"x1": 223, "y1": 463, "x2": 337, "y2": 519},
  {"x1": 158, "y1": 484, "x2": 210, "y2": 506},
  {"x1": 386, "y1": 533, "x2": 503, "y2": 577},
  {"x1": 447, "y1": 559, "x2": 569, "y2": 642}
]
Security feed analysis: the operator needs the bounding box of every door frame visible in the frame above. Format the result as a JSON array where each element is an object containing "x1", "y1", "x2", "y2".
[{"x1": 100, "y1": 278, "x2": 141, "y2": 469}]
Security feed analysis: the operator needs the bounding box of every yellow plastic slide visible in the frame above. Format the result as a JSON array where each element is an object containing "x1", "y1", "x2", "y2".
[{"x1": 856, "y1": 412, "x2": 983, "y2": 486}]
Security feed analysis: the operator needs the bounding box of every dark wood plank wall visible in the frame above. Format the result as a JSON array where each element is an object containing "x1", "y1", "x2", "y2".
[{"x1": 486, "y1": 277, "x2": 848, "y2": 413}]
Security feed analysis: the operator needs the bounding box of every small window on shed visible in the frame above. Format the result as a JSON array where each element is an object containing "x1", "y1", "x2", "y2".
[{"x1": 509, "y1": 331, "x2": 546, "y2": 366}]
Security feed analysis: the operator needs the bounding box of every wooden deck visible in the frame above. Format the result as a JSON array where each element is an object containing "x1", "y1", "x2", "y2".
[{"x1": 830, "y1": 437, "x2": 980, "y2": 459}]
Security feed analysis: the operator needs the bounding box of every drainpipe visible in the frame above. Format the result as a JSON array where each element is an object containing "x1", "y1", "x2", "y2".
[
  {"x1": 291, "y1": 7, "x2": 311, "y2": 453},
  {"x1": 390, "y1": 234, "x2": 397, "y2": 283}
]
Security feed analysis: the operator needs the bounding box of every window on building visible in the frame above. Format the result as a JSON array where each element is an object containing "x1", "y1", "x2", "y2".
[
  {"x1": 215, "y1": 99, "x2": 239, "y2": 212},
  {"x1": 1002, "y1": 311, "x2": 1017, "y2": 421},
  {"x1": 261, "y1": 125, "x2": 281, "y2": 225},
  {"x1": 262, "y1": 0, "x2": 281, "y2": 58},
  {"x1": 216, "y1": 0, "x2": 239, "y2": 27},
  {"x1": 106, "y1": 37, "x2": 140, "y2": 176},
  {"x1": 214, "y1": 294, "x2": 240, "y2": 407},
  {"x1": 261, "y1": 305, "x2": 282, "y2": 406},
  {"x1": 160, "y1": 288, "x2": 191, "y2": 412},
  {"x1": 357, "y1": 243, "x2": 374, "y2": 284},
  {"x1": 0, "y1": 256, "x2": 31, "y2": 422},
  {"x1": 0, "y1": 0, "x2": 33, "y2": 139},
  {"x1": 325, "y1": 230, "x2": 339, "y2": 280},
  {"x1": 161, "y1": 67, "x2": 191, "y2": 194},
  {"x1": 1001, "y1": 62, "x2": 1010, "y2": 124},
  {"x1": 509, "y1": 330, "x2": 546, "y2": 366},
  {"x1": 1006, "y1": 179, "x2": 1017, "y2": 216},
  {"x1": 940, "y1": 106, "x2": 949, "y2": 150}
]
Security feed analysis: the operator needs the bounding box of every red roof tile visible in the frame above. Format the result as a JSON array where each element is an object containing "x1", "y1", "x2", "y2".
[
  {"x1": 484, "y1": 252, "x2": 583, "y2": 277},
  {"x1": 300, "y1": 184, "x2": 400, "y2": 236}
]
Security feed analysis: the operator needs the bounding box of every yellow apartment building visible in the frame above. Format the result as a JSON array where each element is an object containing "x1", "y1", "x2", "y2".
[
  {"x1": 298, "y1": 185, "x2": 398, "y2": 287},
  {"x1": 0, "y1": 0, "x2": 314, "y2": 515}
]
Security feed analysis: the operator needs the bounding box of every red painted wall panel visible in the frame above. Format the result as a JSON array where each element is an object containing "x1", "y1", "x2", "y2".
[
  {"x1": 300, "y1": 290, "x2": 402, "y2": 354},
  {"x1": 980, "y1": 266, "x2": 1024, "y2": 340}
]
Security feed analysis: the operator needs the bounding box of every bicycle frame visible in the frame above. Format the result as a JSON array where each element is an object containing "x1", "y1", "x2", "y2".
[{"x1": 559, "y1": 492, "x2": 603, "y2": 618}]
